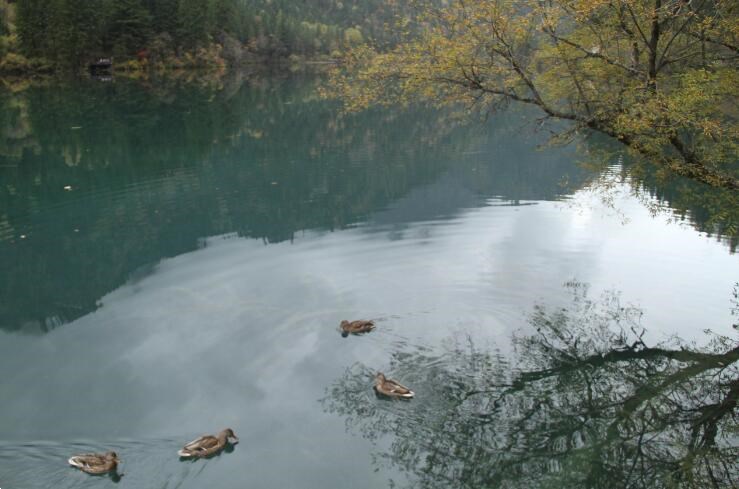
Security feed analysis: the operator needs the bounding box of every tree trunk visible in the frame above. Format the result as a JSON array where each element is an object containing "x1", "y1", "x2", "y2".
[{"x1": 647, "y1": 0, "x2": 661, "y2": 90}]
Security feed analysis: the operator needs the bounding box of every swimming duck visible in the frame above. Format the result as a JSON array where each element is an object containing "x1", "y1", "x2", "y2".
[
  {"x1": 178, "y1": 429, "x2": 239, "y2": 458},
  {"x1": 68, "y1": 451, "x2": 120, "y2": 475},
  {"x1": 340, "y1": 319, "x2": 375, "y2": 337},
  {"x1": 374, "y1": 372, "x2": 415, "y2": 399}
]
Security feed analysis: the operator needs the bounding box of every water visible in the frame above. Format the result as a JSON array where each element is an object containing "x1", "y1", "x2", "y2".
[{"x1": 0, "y1": 75, "x2": 736, "y2": 488}]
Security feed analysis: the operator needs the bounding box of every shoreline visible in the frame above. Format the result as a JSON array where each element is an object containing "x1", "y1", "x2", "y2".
[
  {"x1": 0, "y1": 52, "x2": 340, "y2": 79},
  {"x1": 0, "y1": 59, "x2": 338, "y2": 94}
]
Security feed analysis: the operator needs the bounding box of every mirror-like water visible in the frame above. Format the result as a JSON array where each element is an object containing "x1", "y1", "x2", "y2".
[{"x1": 0, "y1": 75, "x2": 736, "y2": 489}]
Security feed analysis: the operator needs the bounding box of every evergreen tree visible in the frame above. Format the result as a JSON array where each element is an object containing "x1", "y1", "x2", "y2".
[
  {"x1": 0, "y1": 2, "x2": 8, "y2": 37},
  {"x1": 177, "y1": 0, "x2": 208, "y2": 50},
  {"x1": 147, "y1": 0, "x2": 179, "y2": 35},
  {"x1": 15, "y1": 0, "x2": 51, "y2": 57},
  {"x1": 108, "y1": 0, "x2": 152, "y2": 55},
  {"x1": 209, "y1": 0, "x2": 238, "y2": 36},
  {"x1": 42, "y1": 0, "x2": 104, "y2": 68}
]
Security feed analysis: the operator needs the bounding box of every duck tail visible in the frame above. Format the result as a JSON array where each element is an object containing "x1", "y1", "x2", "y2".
[
  {"x1": 402, "y1": 391, "x2": 415, "y2": 398},
  {"x1": 177, "y1": 450, "x2": 192, "y2": 458},
  {"x1": 68, "y1": 457, "x2": 83, "y2": 468}
]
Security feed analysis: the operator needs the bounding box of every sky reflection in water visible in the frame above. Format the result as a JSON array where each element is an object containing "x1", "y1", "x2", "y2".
[{"x1": 0, "y1": 75, "x2": 736, "y2": 489}]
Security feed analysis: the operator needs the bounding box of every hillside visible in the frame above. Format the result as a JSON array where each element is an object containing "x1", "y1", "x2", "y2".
[{"x1": 0, "y1": 0, "x2": 406, "y2": 73}]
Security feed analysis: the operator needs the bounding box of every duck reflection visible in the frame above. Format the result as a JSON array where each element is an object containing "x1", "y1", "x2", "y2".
[{"x1": 323, "y1": 283, "x2": 739, "y2": 489}]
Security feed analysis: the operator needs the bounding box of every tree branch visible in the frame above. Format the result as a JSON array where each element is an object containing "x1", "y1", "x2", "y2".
[{"x1": 544, "y1": 29, "x2": 644, "y2": 77}]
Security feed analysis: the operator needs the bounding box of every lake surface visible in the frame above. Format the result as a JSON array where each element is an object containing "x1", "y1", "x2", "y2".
[{"x1": 0, "y1": 75, "x2": 737, "y2": 488}]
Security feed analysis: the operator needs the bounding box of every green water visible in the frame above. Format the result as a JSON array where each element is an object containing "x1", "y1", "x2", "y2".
[{"x1": 0, "y1": 75, "x2": 736, "y2": 488}]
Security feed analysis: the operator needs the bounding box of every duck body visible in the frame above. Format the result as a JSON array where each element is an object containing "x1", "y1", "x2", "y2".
[
  {"x1": 374, "y1": 372, "x2": 414, "y2": 399},
  {"x1": 340, "y1": 319, "x2": 375, "y2": 337},
  {"x1": 68, "y1": 451, "x2": 119, "y2": 475},
  {"x1": 178, "y1": 428, "x2": 239, "y2": 458}
]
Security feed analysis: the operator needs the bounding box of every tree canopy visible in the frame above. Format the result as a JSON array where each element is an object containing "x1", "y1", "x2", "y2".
[{"x1": 329, "y1": 0, "x2": 739, "y2": 190}]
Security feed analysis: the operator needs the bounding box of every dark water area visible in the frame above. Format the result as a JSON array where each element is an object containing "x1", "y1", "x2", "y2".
[{"x1": 0, "y1": 74, "x2": 736, "y2": 488}]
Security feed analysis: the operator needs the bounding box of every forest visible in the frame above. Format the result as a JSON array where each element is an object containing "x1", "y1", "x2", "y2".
[{"x1": 0, "y1": 0, "x2": 404, "y2": 73}]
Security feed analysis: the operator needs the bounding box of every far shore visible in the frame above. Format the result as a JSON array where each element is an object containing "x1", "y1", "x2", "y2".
[{"x1": 0, "y1": 52, "x2": 341, "y2": 80}]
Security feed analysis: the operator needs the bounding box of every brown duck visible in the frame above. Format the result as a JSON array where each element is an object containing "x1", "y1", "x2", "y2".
[
  {"x1": 374, "y1": 372, "x2": 415, "y2": 399},
  {"x1": 340, "y1": 319, "x2": 375, "y2": 337},
  {"x1": 68, "y1": 451, "x2": 120, "y2": 475},
  {"x1": 178, "y1": 428, "x2": 239, "y2": 458}
]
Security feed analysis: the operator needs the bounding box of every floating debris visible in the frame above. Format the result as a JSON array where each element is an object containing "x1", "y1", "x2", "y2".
[
  {"x1": 70, "y1": 126, "x2": 82, "y2": 130},
  {"x1": 20, "y1": 234, "x2": 26, "y2": 239},
  {"x1": 64, "y1": 185, "x2": 73, "y2": 191}
]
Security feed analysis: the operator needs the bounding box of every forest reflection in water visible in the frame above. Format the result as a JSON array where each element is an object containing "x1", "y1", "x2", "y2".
[
  {"x1": 323, "y1": 283, "x2": 739, "y2": 489},
  {"x1": 0, "y1": 74, "x2": 737, "y2": 334},
  {"x1": 0, "y1": 73, "x2": 588, "y2": 333}
]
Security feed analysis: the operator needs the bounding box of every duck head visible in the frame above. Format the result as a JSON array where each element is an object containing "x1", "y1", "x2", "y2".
[
  {"x1": 105, "y1": 452, "x2": 121, "y2": 473},
  {"x1": 221, "y1": 428, "x2": 239, "y2": 444}
]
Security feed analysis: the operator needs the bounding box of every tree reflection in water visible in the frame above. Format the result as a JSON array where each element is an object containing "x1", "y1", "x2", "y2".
[{"x1": 322, "y1": 284, "x2": 739, "y2": 489}]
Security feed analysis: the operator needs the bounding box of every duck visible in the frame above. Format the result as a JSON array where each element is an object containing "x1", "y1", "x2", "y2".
[
  {"x1": 340, "y1": 319, "x2": 375, "y2": 337},
  {"x1": 178, "y1": 428, "x2": 239, "y2": 458},
  {"x1": 68, "y1": 451, "x2": 120, "y2": 475},
  {"x1": 374, "y1": 372, "x2": 414, "y2": 399}
]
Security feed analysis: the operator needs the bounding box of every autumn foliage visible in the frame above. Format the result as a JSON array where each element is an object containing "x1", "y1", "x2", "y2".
[{"x1": 330, "y1": 0, "x2": 738, "y2": 189}]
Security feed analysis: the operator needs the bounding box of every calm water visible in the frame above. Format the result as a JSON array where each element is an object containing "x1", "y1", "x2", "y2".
[{"x1": 0, "y1": 75, "x2": 737, "y2": 488}]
